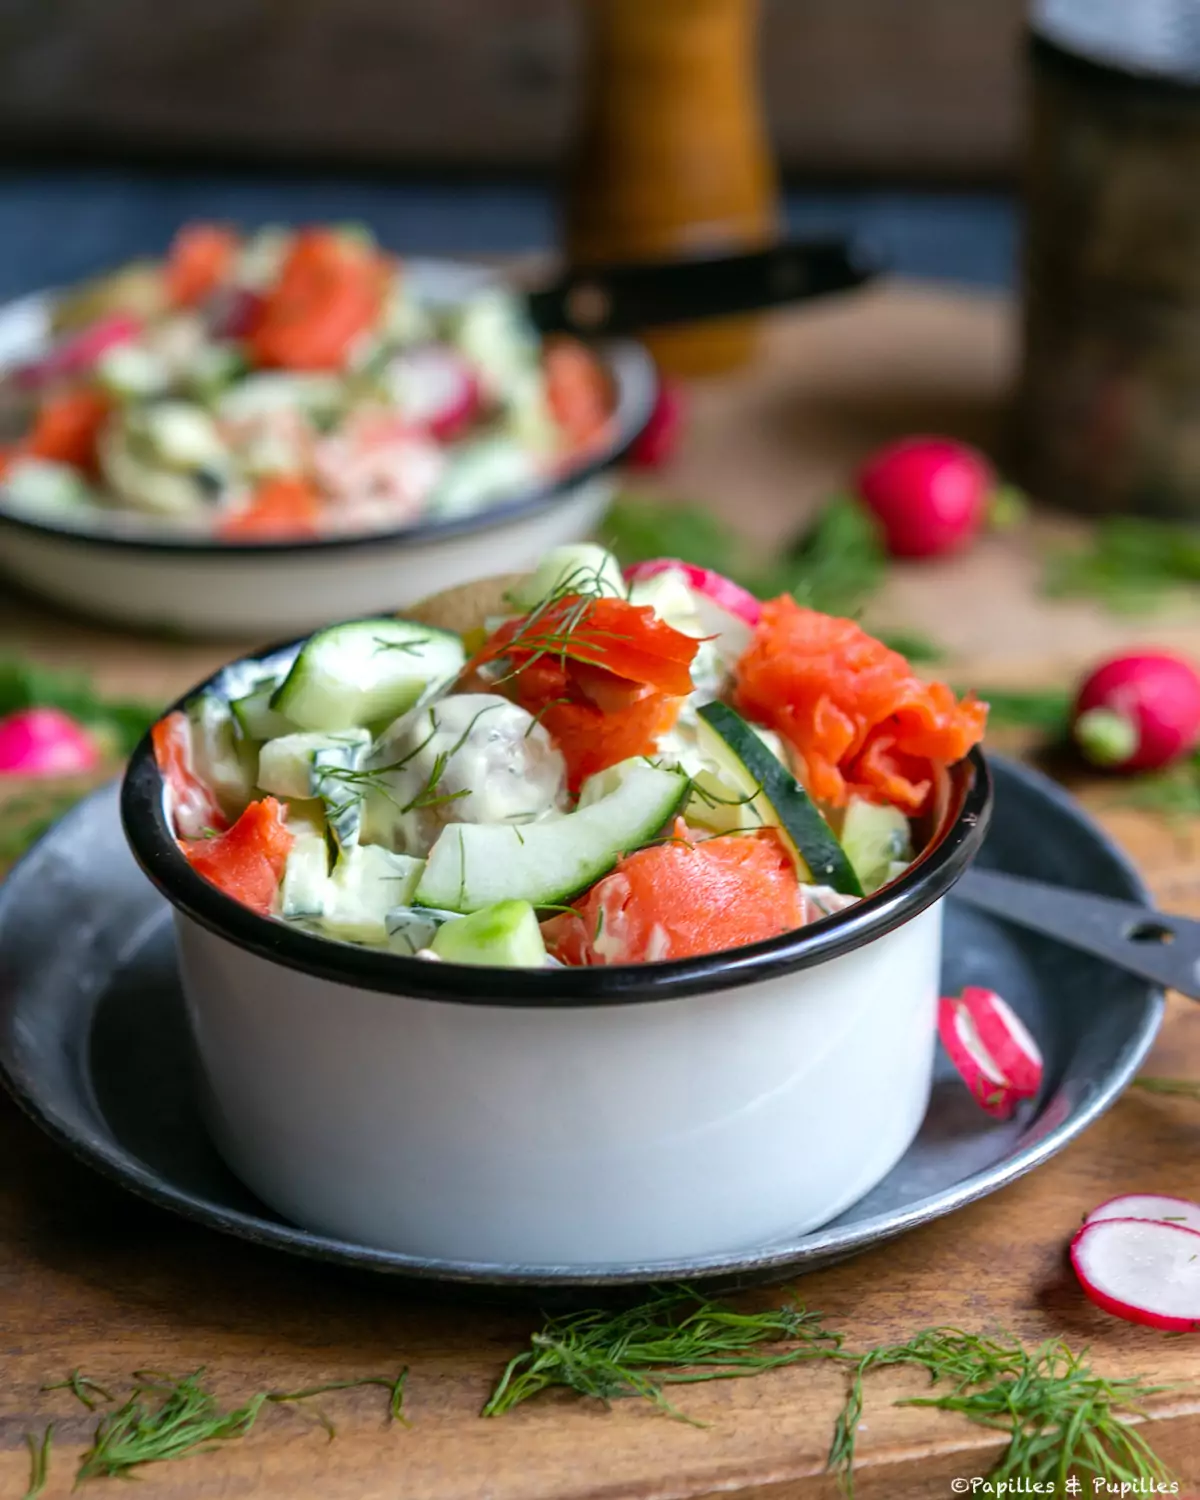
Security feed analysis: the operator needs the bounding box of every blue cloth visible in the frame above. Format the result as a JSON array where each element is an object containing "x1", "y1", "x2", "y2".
[{"x1": 0, "y1": 168, "x2": 1016, "y2": 302}]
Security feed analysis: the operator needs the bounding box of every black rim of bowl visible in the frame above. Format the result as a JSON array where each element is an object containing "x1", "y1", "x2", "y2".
[
  {"x1": 0, "y1": 337, "x2": 656, "y2": 557},
  {"x1": 120, "y1": 643, "x2": 994, "y2": 1006}
]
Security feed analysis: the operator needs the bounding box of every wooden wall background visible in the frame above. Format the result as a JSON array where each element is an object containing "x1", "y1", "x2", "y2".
[{"x1": 0, "y1": 0, "x2": 1027, "y2": 180}]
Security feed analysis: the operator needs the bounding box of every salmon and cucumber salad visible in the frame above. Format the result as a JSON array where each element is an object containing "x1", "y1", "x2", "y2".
[
  {"x1": 149, "y1": 546, "x2": 988, "y2": 968},
  {"x1": 0, "y1": 224, "x2": 611, "y2": 539}
]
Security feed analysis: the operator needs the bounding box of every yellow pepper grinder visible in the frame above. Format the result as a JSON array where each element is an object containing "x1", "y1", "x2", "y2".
[{"x1": 563, "y1": 0, "x2": 781, "y2": 377}]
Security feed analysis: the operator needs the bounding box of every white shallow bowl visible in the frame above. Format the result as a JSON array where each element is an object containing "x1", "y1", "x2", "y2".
[
  {"x1": 121, "y1": 664, "x2": 991, "y2": 1268},
  {"x1": 0, "y1": 262, "x2": 655, "y2": 638}
]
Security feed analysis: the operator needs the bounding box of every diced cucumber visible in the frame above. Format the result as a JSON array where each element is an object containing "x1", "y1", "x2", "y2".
[
  {"x1": 430, "y1": 899, "x2": 546, "y2": 968},
  {"x1": 185, "y1": 344, "x2": 247, "y2": 402},
  {"x1": 140, "y1": 402, "x2": 227, "y2": 470},
  {"x1": 269, "y1": 618, "x2": 465, "y2": 732},
  {"x1": 451, "y1": 287, "x2": 540, "y2": 397},
  {"x1": 1, "y1": 458, "x2": 95, "y2": 518},
  {"x1": 94, "y1": 343, "x2": 170, "y2": 400},
  {"x1": 427, "y1": 435, "x2": 538, "y2": 518},
  {"x1": 230, "y1": 680, "x2": 294, "y2": 742},
  {"x1": 839, "y1": 796, "x2": 913, "y2": 895},
  {"x1": 216, "y1": 372, "x2": 342, "y2": 423},
  {"x1": 278, "y1": 822, "x2": 331, "y2": 920},
  {"x1": 506, "y1": 544, "x2": 626, "y2": 612},
  {"x1": 415, "y1": 757, "x2": 690, "y2": 913},
  {"x1": 99, "y1": 416, "x2": 222, "y2": 517},
  {"x1": 186, "y1": 693, "x2": 255, "y2": 820},
  {"x1": 257, "y1": 730, "x2": 372, "y2": 800},
  {"x1": 696, "y1": 702, "x2": 863, "y2": 897},
  {"x1": 319, "y1": 845, "x2": 425, "y2": 944},
  {"x1": 384, "y1": 905, "x2": 460, "y2": 956}
]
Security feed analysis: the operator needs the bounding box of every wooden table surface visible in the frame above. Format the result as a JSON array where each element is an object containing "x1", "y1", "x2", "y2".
[{"x1": 5, "y1": 284, "x2": 1200, "y2": 1499}]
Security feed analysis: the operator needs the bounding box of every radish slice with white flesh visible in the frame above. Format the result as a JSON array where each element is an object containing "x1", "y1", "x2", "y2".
[
  {"x1": 958, "y1": 986, "x2": 1043, "y2": 1095},
  {"x1": 623, "y1": 559, "x2": 762, "y2": 627},
  {"x1": 937, "y1": 994, "x2": 1023, "y2": 1119},
  {"x1": 1086, "y1": 1193, "x2": 1200, "y2": 1235},
  {"x1": 389, "y1": 345, "x2": 480, "y2": 442},
  {"x1": 1071, "y1": 1216, "x2": 1200, "y2": 1331}
]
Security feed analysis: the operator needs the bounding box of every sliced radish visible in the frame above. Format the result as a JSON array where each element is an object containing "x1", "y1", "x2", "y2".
[
  {"x1": 623, "y1": 560, "x2": 762, "y2": 628},
  {"x1": 937, "y1": 994, "x2": 1023, "y2": 1119},
  {"x1": 957, "y1": 986, "x2": 1043, "y2": 1095},
  {"x1": 0, "y1": 707, "x2": 101, "y2": 777},
  {"x1": 1071, "y1": 1216, "x2": 1200, "y2": 1330},
  {"x1": 1086, "y1": 1192, "x2": 1200, "y2": 1235},
  {"x1": 15, "y1": 313, "x2": 142, "y2": 391},
  {"x1": 388, "y1": 344, "x2": 481, "y2": 442}
]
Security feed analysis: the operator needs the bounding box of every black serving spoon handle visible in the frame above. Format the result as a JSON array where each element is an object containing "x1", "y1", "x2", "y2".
[
  {"x1": 526, "y1": 238, "x2": 877, "y2": 339},
  {"x1": 955, "y1": 867, "x2": 1200, "y2": 999}
]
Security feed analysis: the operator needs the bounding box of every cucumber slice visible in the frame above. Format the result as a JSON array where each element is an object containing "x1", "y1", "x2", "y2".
[
  {"x1": 230, "y1": 680, "x2": 294, "y2": 742},
  {"x1": 415, "y1": 757, "x2": 689, "y2": 913},
  {"x1": 506, "y1": 545, "x2": 626, "y2": 612},
  {"x1": 257, "y1": 730, "x2": 372, "y2": 800},
  {"x1": 279, "y1": 823, "x2": 331, "y2": 921},
  {"x1": 384, "y1": 905, "x2": 460, "y2": 956},
  {"x1": 839, "y1": 796, "x2": 913, "y2": 895},
  {"x1": 427, "y1": 435, "x2": 539, "y2": 519},
  {"x1": 696, "y1": 702, "x2": 863, "y2": 897},
  {"x1": 430, "y1": 900, "x2": 546, "y2": 968},
  {"x1": 186, "y1": 693, "x2": 255, "y2": 821},
  {"x1": 319, "y1": 845, "x2": 425, "y2": 944},
  {"x1": 270, "y1": 618, "x2": 465, "y2": 732}
]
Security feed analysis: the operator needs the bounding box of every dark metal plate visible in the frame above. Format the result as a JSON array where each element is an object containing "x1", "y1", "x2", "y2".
[{"x1": 0, "y1": 757, "x2": 1164, "y2": 1287}]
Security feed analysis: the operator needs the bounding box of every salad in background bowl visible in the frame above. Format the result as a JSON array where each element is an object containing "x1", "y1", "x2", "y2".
[
  {"x1": 121, "y1": 546, "x2": 990, "y2": 1267},
  {"x1": 0, "y1": 226, "x2": 654, "y2": 637}
]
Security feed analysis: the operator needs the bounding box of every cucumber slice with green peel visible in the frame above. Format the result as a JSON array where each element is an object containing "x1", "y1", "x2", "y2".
[
  {"x1": 696, "y1": 702, "x2": 863, "y2": 897},
  {"x1": 415, "y1": 758, "x2": 690, "y2": 913},
  {"x1": 269, "y1": 618, "x2": 465, "y2": 732},
  {"x1": 839, "y1": 796, "x2": 913, "y2": 895},
  {"x1": 186, "y1": 693, "x2": 255, "y2": 821},
  {"x1": 384, "y1": 905, "x2": 460, "y2": 956},
  {"x1": 430, "y1": 900, "x2": 546, "y2": 967},
  {"x1": 230, "y1": 680, "x2": 294, "y2": 742},
  {"x1": 319, "y1": 845, "x2": 425, "y2": 944}
]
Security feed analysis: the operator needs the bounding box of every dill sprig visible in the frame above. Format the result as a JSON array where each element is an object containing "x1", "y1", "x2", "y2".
[
  {"x1": 65, "y1": 1367, "x2": 408, "y2": 1481},
  {"x1": 41, "y1": 1369, "x2": 113, "y2": 1410},
  {"x1": 829, "y1": 1328, "x2": 1175, "y2": 1495},
  {"x1": 967, "y1": 687, "x2": 1072, "y2": 735},
  {"x1": 1045, "y1": 517, "x2": 1200, "y2": 614},
  {"x1": 778, "y1": 494, "x2": 887, "y2": 619},
  {"x1": 483, "y1": 1285, "x2": 843, "y2": 1424},
  {"x1": 1116, "y1": 753, "x2": 1200, "y2": 821},
  {"x1": 1133, "y1": 1075, "x2": 1200, "y2": 1100},
  {"x1": 22, "y1": 1425, "x2": 52, "y2": 1500}
]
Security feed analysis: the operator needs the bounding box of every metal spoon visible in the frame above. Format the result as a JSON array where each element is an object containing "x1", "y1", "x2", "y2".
[{"x1": 955, "y1": 867, "x2": 1200, "y2": 999}]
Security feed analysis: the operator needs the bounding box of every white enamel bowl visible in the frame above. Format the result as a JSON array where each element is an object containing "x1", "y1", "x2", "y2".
[
  {"x1": 120, "y1": 656, "x2": 991, "y2": 1270},
  {"x1": 0, "y1": 263, "x2": 655, "y2": 638}
]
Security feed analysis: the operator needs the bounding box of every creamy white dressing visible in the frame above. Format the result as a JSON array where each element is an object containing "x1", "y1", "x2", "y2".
[{"x1": 362, "y1": 692, "x2": 567, "y2": 858}]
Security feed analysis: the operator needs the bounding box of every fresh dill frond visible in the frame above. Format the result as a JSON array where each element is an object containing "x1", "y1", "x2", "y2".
[
  {"x1": 483, "y1": 1285, "x2": 843, "y2": 1423},
  {"x1": 41, "y1": 1369, "x2": 113, "y2": 1410},
  {"x1": 776, "y1": 495, "x2": 888, "y2": 620},
  {"x1": 0, "y1": 656, "x2": 158, "y2": 756},
  {"x1": 829, "y1": 1327, "x2": 1176, "y2": 1495},
  {"x1": 1133, "y1": 1076, "x2": 1200, "y2": 1100},
  {"x1": 22, "y1": 1425, "x2": 52, "y2": 1500},
  {"x1": 1044, "y1": 517, "x2": 1200, "y2": 614},
  {"x1": 70, "y1": 1367, "x2": 409, "y2": 1481},
  {"x1": 602, "y1": 496, "x2": 760, "y2": 581},
  {"x1": 875, "y1": 630, "x2": 946, "y2": 664},
  {"x1": 0, "y1": 789, "x2": 88, "y2": 864},
  {"x1": 1116, "y1": 753, "x2": 1200, "y2": 821}
]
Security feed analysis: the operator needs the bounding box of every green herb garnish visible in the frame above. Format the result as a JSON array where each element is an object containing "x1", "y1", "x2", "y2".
[
  {"x1": 1116, "y1": 753, "x2": 1200, "y2": 821},
  {"x1": 602, "y1": 496, "x2": 760, "y2": 581},
  {"x1": 22, "y1": 1425, "x2": 52, "y2": 1500},
  {"x1": 1045, "y1": 518, "x2": 1200, "y2": 614},
  {"x1": 876, "y1": 629, "x2": 945, "y2": 664},
  {"x1": 776, "y1": 494, "x2": 887, "y2": 619},
  {"x1": 829, "y1": 1328, "x2": 1175, "y2": 1495},
  {"x1": 41, "y1": 1369, "x2": 113, "y2": 1410},
  {"x1": 0, "y1": 789, "x2": 90, "y2": 864},
  {"x1": 60, "y1": 1367, "x2": 407, "y2": 1481},
  {"x1": 483, "y1": 1285, "x2": 842, "y2": 1423}
]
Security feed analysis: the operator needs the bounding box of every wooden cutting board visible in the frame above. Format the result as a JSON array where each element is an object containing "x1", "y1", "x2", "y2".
[{"x1": 5, "y1": 283, "x2": 1200, "y2": 1499}]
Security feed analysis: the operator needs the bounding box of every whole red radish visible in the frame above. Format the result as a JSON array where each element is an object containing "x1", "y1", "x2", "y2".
[
  {"x1": 627, "y1": 380, "x2": 685, "y2": 470},
  {"x1": 856, "y1": 435, "x2": 994, "y2": 559},
  {"x1": 0, "y1": 707, "x2": 100, "y2": 777},
  {"x1": 1071, "y1": 651, "x2": 1200, "y2": 773}
]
